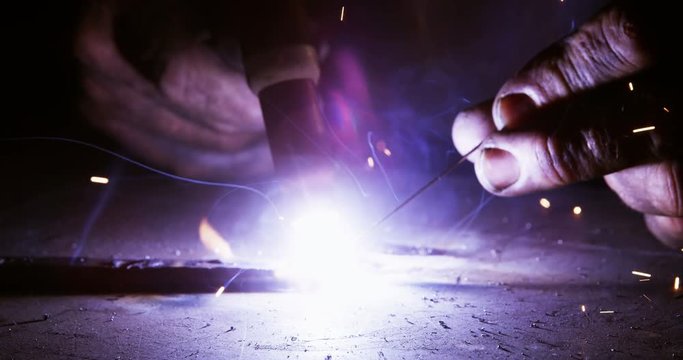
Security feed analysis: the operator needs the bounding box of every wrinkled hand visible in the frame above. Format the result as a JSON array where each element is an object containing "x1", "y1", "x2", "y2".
[
  {"x1": 75, "y1": 1, "x2": 270, "y2": 180},
  {"x1": 452, "y1": 1, "x2": 682, "y2": 248}
]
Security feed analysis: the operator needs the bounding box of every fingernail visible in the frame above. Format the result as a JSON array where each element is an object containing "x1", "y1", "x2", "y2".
[
  {"x1": 496, "y1": 93, "x2": 536, "y2": 129},
  {"x1": 481, "y1": 148, "x2": 520, "y2": 191}
]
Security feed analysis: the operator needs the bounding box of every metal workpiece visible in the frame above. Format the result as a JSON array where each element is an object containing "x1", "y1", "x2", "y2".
[{"x1": 0, "y1": 257, "x2": 284, "y2": 295}]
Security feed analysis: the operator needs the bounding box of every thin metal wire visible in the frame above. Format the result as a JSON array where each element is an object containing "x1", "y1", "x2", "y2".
[{"x1": 370, "y1": 141, "x2": 484, "y2": 231}]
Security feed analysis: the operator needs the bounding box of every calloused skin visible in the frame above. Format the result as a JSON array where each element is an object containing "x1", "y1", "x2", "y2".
[{"x1": 452, "y1": 1, "x2": 682, "y2": 249}]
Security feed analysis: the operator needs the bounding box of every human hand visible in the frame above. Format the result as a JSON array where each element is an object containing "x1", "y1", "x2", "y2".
[
  {"x1": 451, "y1": 1, "x2": 682, "y2": 248},
  {"x1": 74, "y1": 1, "x2": 270, "y2": 180}
]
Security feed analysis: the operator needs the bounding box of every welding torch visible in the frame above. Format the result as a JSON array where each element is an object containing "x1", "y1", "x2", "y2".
[{"x1": 240, "y1": 0, "x2": 334, "y2": 183}]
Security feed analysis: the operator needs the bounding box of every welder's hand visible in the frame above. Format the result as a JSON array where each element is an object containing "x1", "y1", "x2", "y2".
[
  {"x1": 451, "y1": 1, "x2": 683, "y2": 249},
  {"x1": 74, "y1": 1, "x2": 271, "y2": 180}
]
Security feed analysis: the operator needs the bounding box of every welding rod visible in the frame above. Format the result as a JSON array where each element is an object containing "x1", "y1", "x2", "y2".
[{"x1": 370, "y1": 141, "x2": 484, "y2": 231}]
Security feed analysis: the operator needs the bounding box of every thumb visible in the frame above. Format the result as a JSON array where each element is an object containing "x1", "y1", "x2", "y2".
[
  {"x1": 475, "y1": 72, "x2": 682, "y2": 195},
  {"x1": 492, "y1": 1, "x2": 663, "y2": 130}
]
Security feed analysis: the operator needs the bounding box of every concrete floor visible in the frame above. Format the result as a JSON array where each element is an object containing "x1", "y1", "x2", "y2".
[{"x1": 1, "y1": 284, "x2": 680, "y2": 359}]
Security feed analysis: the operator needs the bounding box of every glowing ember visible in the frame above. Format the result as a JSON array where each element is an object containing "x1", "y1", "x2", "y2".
[
  {"x1": 90, "y1": 176, "x2": 109, "y2": 184},
  {"x1": 572, "y1": 206, "x2": 582, "y2": 215},
  {"x1": 628, "y1": 81, "x2": 634, "y2": 91},
  {"x1": 340, "y1": 6, "x2": 345, "y2": 21},
  {"x1": 383, "y1": 148, "x2": 392, "y2": 157},
  {"x1": 631, "y1": 270, "x2": 651, "y2": 278},
  {"x1": 580, "y1": 305, "x2": 586, "y2": 312},
  {"x1": 675, "y1": 276, "x2": 680, "y2": 291},
  {"x1": 214, "y1": 286, "x2": 226, "y2": 297},
  {"x1": 367, "y1": 156, "x2": 375, "y2": 168},
  {"x1": 599, "y1": 310, "x2": 615, "y2": 314},
  {"x1": 539, "y1": 198, "x2": 551, "y2": 209},
  {"x1": 632, "y1": 125, "x2": 655, "y2": 134},
  {"x1": 663, "y1": 107, "x2": 670, "y2": 113}
]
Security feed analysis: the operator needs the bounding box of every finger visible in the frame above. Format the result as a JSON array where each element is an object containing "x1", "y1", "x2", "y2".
[
  {"x1": 452, "y1": 100, "x2": 495, "y2": 162},
  {"x1": 492, "y1": 1, "x2": 667, "y2": 131},
  {"x1": 644, "y1": 214, "x2": 683, "y2": 250},
  {"x1": 473, "y1": 73, "x2": 682, "y2": 195},
  {"x1": 604, "y1": 161, "x2": 682, "y2": 217}
]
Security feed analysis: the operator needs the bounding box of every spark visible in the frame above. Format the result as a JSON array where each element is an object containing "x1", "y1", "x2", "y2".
[
  {"x1": 675, "y1": 276, "x2": 680, "y2": 291},
  {"x1": 663, "y1": 107, "x2": 670, "y2": 113},
  {"x1": 599, "y1": 310, "x2": 615, "y2": 314},
  {"x1": 383, "y1": 148, "x2": 392, "y2": 157},
  {"x1": 642, "y1": 294, "x2": 652, "y2": 302},
  {"x1": 572, "y1": 206, "x2": 582, "y2": 215},
  {"x1": 368, "y1": 133, "x2": 399, "y2": 201},
  {"x1": 632, "y1": 125, "x2": 655, "y2": 134},
  {"x1": 631, "y1": 270, "x2": 651, "y2": 278},
  {"x1": 367, "y1": 156, "x2": 375, "y2": 168},
  {"x1": 580, "y1": 305, "x2": 586, "y2": 312},
  {"x1": 539, "y1": 198, "x2": 551, "y2": 209},
  {"x1": 639, "y1": 278, "x2": 651, "y2": 282},
  {"x1": 340, "y1": 6, "x2": 345, "y2": 21},
  {"x1": 90, "y1": 176, "x2": 109, "y2": 184},
  {"x1": 215, "y1": 286, "x2": 225, "y2": 297},
  {"x1": 628, "y1": 81, "x2": 634, "y2": 91}
]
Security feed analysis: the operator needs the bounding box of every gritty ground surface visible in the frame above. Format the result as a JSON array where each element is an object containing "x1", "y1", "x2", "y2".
[{"x1": 0, "y1": 284, "x2": 681, "y2": 359}]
